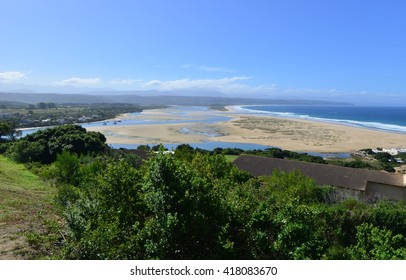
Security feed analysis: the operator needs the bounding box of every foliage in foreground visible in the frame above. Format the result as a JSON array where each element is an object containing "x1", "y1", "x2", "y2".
[
  {"x1": 50, "y1": 151, "x2": 406, "y2": 260},
  {"x1": 2, "y1": 125, "x2": 405, "y2": 259}
]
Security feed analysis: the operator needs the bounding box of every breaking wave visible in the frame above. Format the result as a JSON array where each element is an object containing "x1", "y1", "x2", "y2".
[{"x1": 233, "y1": 106, "x2": 406, "y2": 134}]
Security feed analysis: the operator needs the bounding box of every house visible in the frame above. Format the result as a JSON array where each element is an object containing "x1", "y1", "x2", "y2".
[
  {"x1": 0, "y1": 113, "x2": 11, "y2": 118},
  {"x1": 233, "y1": 155, "x2": 406, "y2": 201}
]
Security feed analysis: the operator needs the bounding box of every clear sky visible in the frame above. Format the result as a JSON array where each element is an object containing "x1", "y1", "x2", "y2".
[{"x1": 1, "y1": 0, "x2": 405, "y2": 105}]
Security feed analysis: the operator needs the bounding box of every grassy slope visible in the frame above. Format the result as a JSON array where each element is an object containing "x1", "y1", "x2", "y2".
[{"x1": 0, "y1": 155, "x2": 59, "y2": 259}]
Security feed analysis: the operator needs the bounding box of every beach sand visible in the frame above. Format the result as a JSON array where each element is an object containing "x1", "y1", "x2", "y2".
[{"x1": 86, "y1": 106, "x2": 406, "y2": 152}]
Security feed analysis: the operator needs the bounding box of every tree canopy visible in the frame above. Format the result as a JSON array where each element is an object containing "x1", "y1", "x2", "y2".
[
  {"x1": 6, "y1": 124, "x2": 107, "y2": 163},
  {"x1": 0, "y1": 121, "x2": 20, "y2": 140}
]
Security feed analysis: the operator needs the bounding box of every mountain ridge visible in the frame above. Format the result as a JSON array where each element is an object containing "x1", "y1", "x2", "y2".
[{"x1": 0, "y1": 91, "x2": 351, "y2": 106}]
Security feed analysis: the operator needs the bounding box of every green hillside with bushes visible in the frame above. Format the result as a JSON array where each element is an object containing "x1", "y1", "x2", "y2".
[{"x1": 1, "y1": 125, "x2": 406, "y2": 259}]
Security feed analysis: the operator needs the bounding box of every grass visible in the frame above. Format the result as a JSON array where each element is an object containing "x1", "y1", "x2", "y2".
[
  {"x1": 0, "y1": 155, "x2": 61, "y2": 259},
  {"x1": 225, "y1": 155, "x2": 239, "y2": 162}
]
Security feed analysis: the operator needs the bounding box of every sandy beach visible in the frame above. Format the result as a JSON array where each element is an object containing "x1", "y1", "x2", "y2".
[{"x1": 86, "y1": 106, "x2": 406, "y2": 153}]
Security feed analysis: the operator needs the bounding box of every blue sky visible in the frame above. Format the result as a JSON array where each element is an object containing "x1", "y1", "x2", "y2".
[{"x1": 1, "y1": 0, "x2": 405, "y2": 104}]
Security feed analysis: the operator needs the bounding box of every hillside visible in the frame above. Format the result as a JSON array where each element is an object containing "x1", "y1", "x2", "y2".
[
  {"x1": 2, "y1": 129, "x2": 406, "y2": 259},
  {"x1": 0, "y1": 91, "x2": 350, "y2": 106},
  {"x1": 0, "y1": 156, "x2": 59, "y2": 259}
]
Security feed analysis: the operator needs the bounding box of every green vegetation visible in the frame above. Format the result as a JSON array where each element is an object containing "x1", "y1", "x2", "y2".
[
  {"x1": 208, "y1": 104, "x2": 228, "y2": 111},
  {"x1": 327, "y1": 159, "x2": 376, "y2": 170},
  {"x1": 245, "y1": 148, "x2": 326, "y2": 164},
  {"x1": 0, "y1": 121, "x2": 20, "y2": 140},
  {"x1": 0, "y1": 155, "x2": 60, "y2": 259},
  {"x1": 51, "y1": 152, "x2": 406, "y2": 259},
  {"x1": 0, "y1": 102, "x2": 156, "y2": 128},
  {"x1": 398, "y1": 153, "x2": 406, "y2": 162},
  {"x1": 1, "y1": 127, "x2": 406, "y2": 260},
  {"x1": 173, "y1": 145, "x2": 327, "y2": 164},
  {"x1": 357, "y1": 149, "x2": 405, "y2": 172},
  {"x1": 186, "y1": 146, "x2": 404, "y2": 173},
  {"x1": 5, "y1": 124, "x2": 107, "y2": 164},
  {"x1": 224, "y1": 155, "x2": 239, "y2": 162}
]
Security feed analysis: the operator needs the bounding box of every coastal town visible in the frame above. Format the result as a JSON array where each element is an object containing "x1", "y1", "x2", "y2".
[{"x1": 0, "y1": 102, "x2": 145, "y2": 128}]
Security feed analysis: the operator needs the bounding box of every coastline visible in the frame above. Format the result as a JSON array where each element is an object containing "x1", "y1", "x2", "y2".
[
  {"x1": 229, "y1": 105, "x2": 406, "y2": 134},
  {"x1": 84, "y1": 106, "x2": 406, "y2": 153}
]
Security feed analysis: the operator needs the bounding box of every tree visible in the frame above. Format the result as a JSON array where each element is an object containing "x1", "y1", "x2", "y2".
[
  {"x1": 0, "y1": 121, "x2": 21, "y2": 141},
  {"x1": 374, "y1": 152, "x2": 394, "y2": 163},
  {"x1": 141, "y1": 153, "x2": 233, "y2": 259},
  {"x1": 63, "y1": 160, "x2": 145, "y2": 259},
  {"x1": 38, "y1": 102, "x2": 48, "y2": 110},
  {"x1": 54, "y1": 151, "x2": 80, "y2": 185},
  {"x1": 0, "y1": 121, "x2": 12, "y2": 138},
  {"x1": 137, "y1": 144, "x2": 151, "y2": 152},
  {"x1": 348, "y1": 223, "x2": 406, "y2": 259},
  {"x1": 6, "y1": 139, "x2": 45, "y2": 162},
  {"x1": 7, "y1": 124, "x2": 108, "y2": 163},
  {"x1": 174, "y1": 143, "x2": 195, "y2": 160}
]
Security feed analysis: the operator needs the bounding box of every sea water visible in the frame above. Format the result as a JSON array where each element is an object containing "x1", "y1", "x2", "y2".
[{"x1": 238, "y1": 105, "x2": 406, "y2": 134}]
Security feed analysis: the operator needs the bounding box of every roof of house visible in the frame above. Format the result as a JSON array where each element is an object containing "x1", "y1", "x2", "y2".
[{"x1": 233, "y1": 155, "x2": 405, "y2": 191}]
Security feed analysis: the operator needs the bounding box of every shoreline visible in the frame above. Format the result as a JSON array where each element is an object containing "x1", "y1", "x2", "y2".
[
  {"x1": 85, "y1": 106, "x2": 406, "y2": 153},
  {"x1": 227, "y1": 105, "x2": 406, "y2": 135}
]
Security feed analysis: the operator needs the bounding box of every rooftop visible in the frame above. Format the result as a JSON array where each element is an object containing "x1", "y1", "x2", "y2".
[{"x1": 234, "y1": 155, "x2": 405, "y2": 191}]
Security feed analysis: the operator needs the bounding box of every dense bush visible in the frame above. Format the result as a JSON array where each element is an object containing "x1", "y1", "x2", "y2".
[
  {"x1": 5, "y1": 134, "x2": 404, "y2": 259},
  {"x1": 6, "y1": 139, "x2": 46, "y2": 163},
  {"x1": 328, "y1": 159, "x2": 375, "y2": 170},
  {"x1": 5, "y1": 124, "x2": 107, "y2": 163},
  {"x1": 0, "y1": 120, "x2": 20, "y2": 140},
  {"x1": 398, "y1": 153, "x2": 406, "y2": 161},
  {"x1": 62, "y1": 153, "x2": 252, "y2": 259},
  {"x1": 374, "y1": 152, "x2": 394, "y2": 163},
  {"x1": 246, "y1": 148, "x2": 326, "y2": 164},
  {"x1": 348, "y1": 223, "x2": 406, "y2": 259},
  {"x1": 53, "y1": 152, "x2": 406, "y2": 260}
]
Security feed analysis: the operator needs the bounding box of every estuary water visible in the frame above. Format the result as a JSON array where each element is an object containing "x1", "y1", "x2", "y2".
[{"x1": 17, "y1": 106, "x2": 273, "y2": 152}]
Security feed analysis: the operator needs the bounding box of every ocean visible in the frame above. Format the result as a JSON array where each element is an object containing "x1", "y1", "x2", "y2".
[{"x1": 238, "y1": 105, "x2": 406, "y2": 134}]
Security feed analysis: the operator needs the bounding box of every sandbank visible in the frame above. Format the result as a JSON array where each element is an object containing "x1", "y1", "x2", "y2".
[{"x1": 86, "y1": 106, "x2": 406, "y2": 153}]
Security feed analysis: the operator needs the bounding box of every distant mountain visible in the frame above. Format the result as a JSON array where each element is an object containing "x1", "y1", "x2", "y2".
[
  {"x1": 0, "y1": 92, "x2": 110, "y2": 104},
  {"x1": 0, "y1": 91, "x2": 351, "y2": 106},
  {"x1": 0, "y1": 100, "x2": 28, "y2": 107}
]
